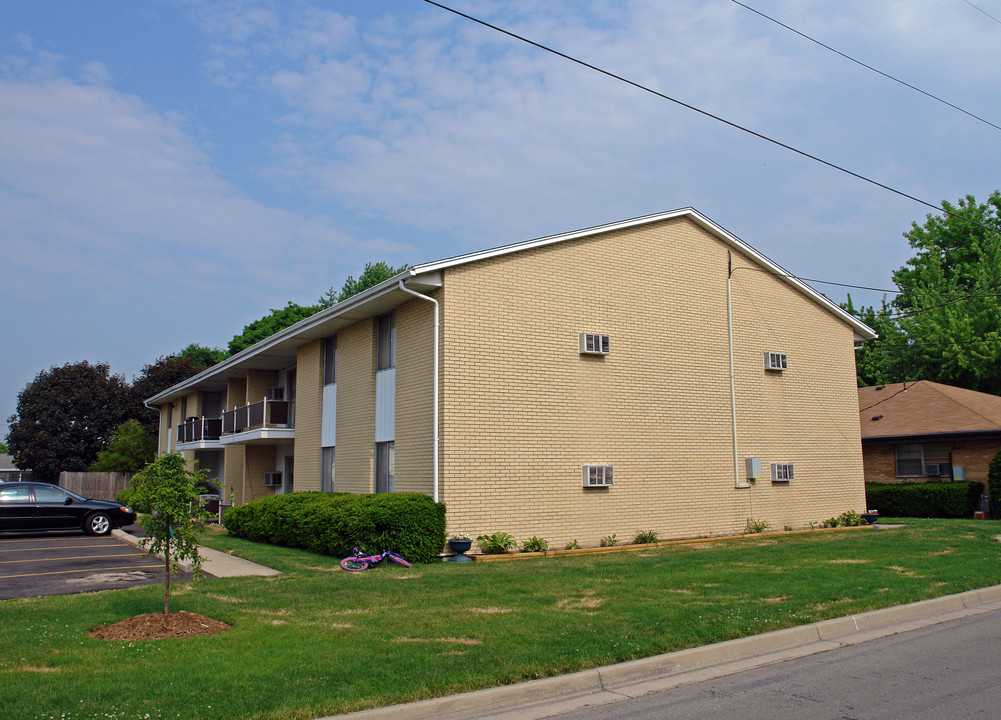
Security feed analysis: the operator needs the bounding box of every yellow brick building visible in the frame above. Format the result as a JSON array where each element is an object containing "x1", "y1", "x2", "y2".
[{"x1": 147, "y1": 209, "x2": 875, "y2": 547}]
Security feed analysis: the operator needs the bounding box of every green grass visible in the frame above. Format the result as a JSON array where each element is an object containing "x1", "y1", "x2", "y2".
[{"x1": 4, "y1": 519, "x2": 1001, "y2": 720}]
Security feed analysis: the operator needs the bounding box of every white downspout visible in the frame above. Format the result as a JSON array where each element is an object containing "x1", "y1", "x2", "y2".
[
  {"x1": 398, "y1": 280, "x2": 440, "y2": 502},
  {"x1": 727, "y1": 254, "x2": 746, "y2": 490}
]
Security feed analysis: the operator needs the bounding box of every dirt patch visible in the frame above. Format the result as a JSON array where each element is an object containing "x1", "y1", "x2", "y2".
[
  {"x1": 762, "y1": 596, "x2": 790, "y2": 604},
  {"x1": 14, "y1": 666, "x2": 60, "y2": 673},
  {"x1": 66, "y1": 571, "x2": 154, "y2": 585},
  {"x1": 470, "y1": 607, "x2": 514, "y2": 614},
  {"x1": 90, "y1": 611, "x2": 231, "y2": 641},
  {"x1": 827, "y1": 558, "x2": 869, "y2": 564},
  {"x1": 557, "y1": 590, "x2": 604, "y2": 611},
  {"x1": 393, "y1": 636, "x2": 481, "y2": 645}
]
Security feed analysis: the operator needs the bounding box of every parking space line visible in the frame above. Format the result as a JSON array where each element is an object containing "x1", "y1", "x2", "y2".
[
  {"x1": 0, "y1": 552, "x2": 147, "y2": 564},
  {"x1": 0, "y1": 564, "x2": 164, "y2": 580},
  {"x1": 0, "y1": 541, "x2": 126, "y2": 550}
]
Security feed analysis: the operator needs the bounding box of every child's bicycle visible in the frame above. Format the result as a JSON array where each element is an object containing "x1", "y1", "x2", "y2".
[{"x1": 340, "y1": 547, "x2": 412, "y2": 572}]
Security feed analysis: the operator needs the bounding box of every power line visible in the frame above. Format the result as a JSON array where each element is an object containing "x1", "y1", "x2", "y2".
[
  {"x1": 729, "y1": 0, "x2": 1001, "y2": 133},
  {"x1": 420, "y1": 0, "x2": 1001, "y2": 240},
  {"x1": 962, "y1": 0, "x2": 1001, "y2": 26}
]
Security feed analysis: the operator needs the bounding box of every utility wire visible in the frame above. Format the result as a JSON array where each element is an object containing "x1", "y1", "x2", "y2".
[
  {"x1": 421, "y1": 0, "x2": 1001, "y2": 240},
  {"x1": 729, "y1": 0, "x2": 1001, "y2": 133},
  {"x1": 962, "y1": 0, "x2": 1001, "y2": 26}
]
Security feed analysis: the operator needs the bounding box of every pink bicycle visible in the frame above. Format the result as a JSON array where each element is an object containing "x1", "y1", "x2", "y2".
[{"x1": 340, "y1": 547, "x2": 412, "y2": 571}]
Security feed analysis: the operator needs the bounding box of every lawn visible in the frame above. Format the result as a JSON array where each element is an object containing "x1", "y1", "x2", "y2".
[{"x1": 4, "y1": 519, "x2": 1001, "y2": 720}]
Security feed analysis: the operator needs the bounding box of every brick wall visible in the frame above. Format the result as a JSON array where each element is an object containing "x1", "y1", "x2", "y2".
[
  {"x1": 864, "y1": 439, "x2": 1001, "y2": 487},
  {"x1": 437, "y1": 216, "x2": 867, "y2": 546},
  {"x1": 293, "y1": 339, "x2": 324, "y2": 492},
  {"x1": 395, "y1": 295, "x2": 437, "y2": 494},
  {"x1": 335, "y1": 319, "x2": 376, "y2": 493}
]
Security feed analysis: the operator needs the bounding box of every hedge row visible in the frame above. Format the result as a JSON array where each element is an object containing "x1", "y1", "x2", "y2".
[
  {"x1": 864, "y1": 481, "x2": 983, "y2": 519},
  {"x1": 223, "y1": 492, "x2": 447, "y2": 564}
]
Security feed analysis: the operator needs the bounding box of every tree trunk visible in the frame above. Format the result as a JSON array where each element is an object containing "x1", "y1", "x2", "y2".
[{"x1": 163, "y1": 541, "x2": 171, "y2": 615}]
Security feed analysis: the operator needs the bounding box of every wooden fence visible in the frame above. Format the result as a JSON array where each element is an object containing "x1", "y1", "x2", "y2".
[{"x1": 59, "y1": 471, "x2": 133, "y2": 502}]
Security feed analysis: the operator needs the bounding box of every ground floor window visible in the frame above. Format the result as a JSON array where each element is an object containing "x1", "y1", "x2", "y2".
[
  {"x1": 375, "y1": 441, "x2": 394, "y2": 493},
  {"x1": 321, "y1": 447, "x2": 335, "y2": 492},
  {"x1": 894, "y1": 443, "x2": 950, "y2": 477}
]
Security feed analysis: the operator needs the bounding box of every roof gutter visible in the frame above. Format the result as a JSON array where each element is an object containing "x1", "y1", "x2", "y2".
[{"x1": 397, "y1": 279, "x2": 440, "y2": 503}]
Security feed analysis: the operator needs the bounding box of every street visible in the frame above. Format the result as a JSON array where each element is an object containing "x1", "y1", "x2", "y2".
[{"x1": 543, "y1": 608, "x2": 1001, "y2": 720}]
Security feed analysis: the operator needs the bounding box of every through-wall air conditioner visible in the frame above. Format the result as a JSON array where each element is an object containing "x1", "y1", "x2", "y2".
[
  {"x1": 764, "y1": 352, "x2": 788, "y2": 371},
  {"x1": 579, "y1": 333, "x2": 611, "y2": 355},
  {"x1": 265, "y1": 387, "x2": 285, "y2": 401},
  {"x1": 264, "y1": 471, "x2": 283, "y2": 487},
  {"x1": 770, "y1": 463, "x2": 794, "y2": 482},
  {"x1": 924, "y1": 463, "x2": 947, "y2": 476},
  {"x1": 582, "y1": 465, "x2": 614, "y2": 487}
]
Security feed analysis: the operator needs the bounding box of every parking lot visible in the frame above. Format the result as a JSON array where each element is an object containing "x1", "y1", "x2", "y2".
[{"x1": 0, "y1": 529, "x2": 193, "y2": 600}]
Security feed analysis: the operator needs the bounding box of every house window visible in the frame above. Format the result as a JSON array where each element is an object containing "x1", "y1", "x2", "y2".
[
  {"x1": 894, "y1": 444, "x2": 924, "y2": 477},
  {"x1": 375, "y1": 441, "x2": 394, "y2": 493},
  {"x1": 377, "y1": 312, "x2": 396, "y2": 371},
  {"x1": 323, "y1": 335, "x2": 337, "y2": 386},
  {"x1": 321, "y1": 447, "x2": 335, "y2": 492}
]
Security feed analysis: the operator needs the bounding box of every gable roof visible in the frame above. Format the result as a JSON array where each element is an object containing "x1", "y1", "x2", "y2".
[
  {"x1": 858, "y1": 380, "x2": 1001, "y2": 440},
  {"x1": 147, "y1": 208, "x2": 876, "y2": 405}
]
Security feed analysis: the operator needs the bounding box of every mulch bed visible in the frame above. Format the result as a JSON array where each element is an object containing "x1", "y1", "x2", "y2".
[{"x1": 90, "y1": 611, "x2": 231, "y2": 641}]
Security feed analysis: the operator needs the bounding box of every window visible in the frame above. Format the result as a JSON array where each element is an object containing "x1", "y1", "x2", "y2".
[
  {"x1": 377, "y1": 312, "x2": 396, "y2": 371},
  {"x1": 582, "y1": 465, "x2": 614, "y2": 487},
  {"x1": 375, "y1": 441, "x2": 395, "y2": 493},
  {"x1": 770, "y1": 463, "x2": 794, "y2": 482},
  {"x1": 34, "y1": 485, "x2": 69, "y2": 503},
  {"x1": 0, "y1": 485, "x2": 30, "y2": 503},
  {"x1": 579, "y1": 332, "x2": 610, "y2": 355},
  {"x1": 323, "y1": 336, "x2": 337, "y2": 386},
  {"x1": 321, "y1": 447, "x2": 335, "y2": 492},
  {"x1": 764, "y1": 352, "x2": 788, "y2": 371},
  {"x1": 894, "y1": 444, "x2": 924, "y2": 477}
]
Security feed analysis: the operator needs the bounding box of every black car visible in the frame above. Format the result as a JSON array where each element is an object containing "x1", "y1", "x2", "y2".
[{"x1": 0, "y1": 482, "x2": 136, "y2": 536}]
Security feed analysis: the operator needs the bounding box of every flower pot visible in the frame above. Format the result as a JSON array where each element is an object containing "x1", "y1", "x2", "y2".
[{"x1": 447, "y1": 538, "x2": 473, "y2": 563}]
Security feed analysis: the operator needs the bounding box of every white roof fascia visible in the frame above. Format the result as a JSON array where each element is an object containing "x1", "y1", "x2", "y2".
[
  {"x1": 411, "y1": 207, "x2": 877, "y2": 342},
  {"x1": 145, "y1": 270, "x2": 413, "y2": 406}
]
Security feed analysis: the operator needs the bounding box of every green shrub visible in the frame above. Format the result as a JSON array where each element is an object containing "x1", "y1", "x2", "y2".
[
  {"x1": 633, "y1": 530, "x2": 659, "y2": 544},
  {"x1": 864, "y1": 481, "x2": 983, "y2": 519},
  {"x1": 521, "y1": 536, "x2": 549, "y2": 552},
  {"x1": 116, "y1": 486, "x2": 135, "y2": 508},
  {"x1": 565, "y1": 539, "x2": 580, "y2": 550},
  {"x1": 476, "y1": 531, "x2": 516, "y2": 554},
  {"x1": 989, "y1": 450, "x2": 1001, "y2": 520},
  {"x1": 600, "y1": 533, "x2": 618, "y2": 547},
  {"x1": 744, "y1": 517, "x2": 771, "y2": 534},
  {"x1": 223, "y1": 492, "x2": 446, "y2": 563}
]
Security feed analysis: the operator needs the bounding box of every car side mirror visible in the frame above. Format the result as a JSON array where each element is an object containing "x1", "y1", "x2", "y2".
[{"x1": 64, "y1": 497, "x2": 73, "y2": 505}]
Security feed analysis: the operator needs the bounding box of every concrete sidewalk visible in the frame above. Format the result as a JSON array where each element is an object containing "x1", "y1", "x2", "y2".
[
  {"x1": 113, "y1": 528, "x2": 281, "y2": 578},
  {"x1": 326, "y1": 584, "x2": 1001, "y2": 720}
]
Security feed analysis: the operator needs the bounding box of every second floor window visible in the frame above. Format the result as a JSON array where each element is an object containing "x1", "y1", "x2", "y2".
[
  {"x1": 377, "y1": 311, "x2": 396, "y2": 371},
  {"x1": 324, "y1": 335, "x2": 337, "y2": 385}
]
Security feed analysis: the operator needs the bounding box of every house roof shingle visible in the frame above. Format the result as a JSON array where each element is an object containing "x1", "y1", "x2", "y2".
[{"x1": 858, "y1": 381, "x2": 1001, "y2": 440}]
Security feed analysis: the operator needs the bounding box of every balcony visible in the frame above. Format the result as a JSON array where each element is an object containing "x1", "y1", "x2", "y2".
[
  {"x1": 175, "y1": 417, "x2": 223, "y2": 450},
  {"x1": 219, "y1": 399, "x2": 295, "y2": 446}
]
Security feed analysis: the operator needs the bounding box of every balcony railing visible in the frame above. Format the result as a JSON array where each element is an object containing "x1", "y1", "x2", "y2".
[
  {"x1": 221, "y1": 399, "x2": 294, "y2": 435},
  {"x1": 176, "y1": 417, "x2": 223, "y2": 444}
]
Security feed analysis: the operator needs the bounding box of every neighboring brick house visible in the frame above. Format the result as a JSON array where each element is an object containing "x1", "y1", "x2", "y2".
[
  {"x1": 858, "y1": 380, "x2": 1001, "y2": 489},
  {"x1": 147, "y1": 208, "x2": 875, "y2": 546}
]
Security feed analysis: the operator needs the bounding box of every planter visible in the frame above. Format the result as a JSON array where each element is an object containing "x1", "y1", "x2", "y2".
[{"x1": 446, "y1": 538, "x2": 473, "y2": 563}]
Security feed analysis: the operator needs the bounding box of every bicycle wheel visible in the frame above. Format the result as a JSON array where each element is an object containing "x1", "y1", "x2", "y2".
[
  {"x1": 387, "y1": 552, "x2": 412, "y2": 568},
  {"x1": 340, "y1": 557, "x2": 370, "y2": 571}
]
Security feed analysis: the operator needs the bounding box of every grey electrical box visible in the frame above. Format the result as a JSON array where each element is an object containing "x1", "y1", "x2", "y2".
[
  {"x1": 745, "y1": 458, "x2": 762, "y2": 480},
  {"x1": 952, "y1": 466, "x2": 966, "y2": 483}
]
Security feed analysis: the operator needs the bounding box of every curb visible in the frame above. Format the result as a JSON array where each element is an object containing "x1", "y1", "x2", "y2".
[{"x1": 323, "y1": 584, "x2": 1001, "y2": 720}]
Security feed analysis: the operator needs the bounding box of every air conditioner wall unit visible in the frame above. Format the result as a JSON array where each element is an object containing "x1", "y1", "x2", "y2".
[
  {"x1": 264, "y1": 471, "x2": 283, "y2": 486},
  {"x1": 924, "y1": 463, "x2": 947, "y2": 476},
  {"x1": 265, "y1": 387, "x2": 285, "y2": 401}
]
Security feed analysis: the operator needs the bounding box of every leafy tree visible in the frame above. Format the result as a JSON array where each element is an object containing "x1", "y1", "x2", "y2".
[
  {"x1": 318, "y1": 261, "x2": 411, "y2": 307},
  {"x1": 989, "y1": 449, "x2": 1001, "y2": 520},
  {"x1": 6, "y1": 361, "x2": 133, "y2": 483},
  {"x1": 89, "y1": 419, "x2": 156, "y2": 473},
  {"x1": 846, "y1": 192, "x2": 1001, "y2": 393},
  {"x1": 179, "y1": 343, "x2": 227, "y2": 367},
  {"x1": 0, "y1": 441, "x2": 8, "y2": 454},
  {"x1": 131, "y1": 353, "x2": 213, "y2": 438},
  {"x1": 130, "y1": 453, "x2": 208, "y2": 614},
  {"x1": 227, "y1": 301, "x2": 321, "y2": 355}
]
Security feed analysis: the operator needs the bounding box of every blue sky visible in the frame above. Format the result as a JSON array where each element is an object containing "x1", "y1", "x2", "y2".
[{"x1": 2, "y1": 0, "x2": 1000, "y2": 438}]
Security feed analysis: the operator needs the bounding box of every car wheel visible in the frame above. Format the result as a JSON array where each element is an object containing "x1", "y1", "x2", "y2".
[{"x1": 85, "y1": 512, "x2": 112, "y2": 536}]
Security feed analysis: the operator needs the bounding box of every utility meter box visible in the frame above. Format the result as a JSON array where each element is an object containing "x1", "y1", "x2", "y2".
[
  {"x1": 952, "y1": 466, "x2": 966, "y2": 483},
  {"x1": 745, "y1": 457, "x2": 762, "y2": 480}
]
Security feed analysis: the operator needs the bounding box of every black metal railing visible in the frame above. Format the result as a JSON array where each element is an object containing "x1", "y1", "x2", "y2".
[
  {"x1": 220, "y1": 399, "x2": 293, "y2": 436},
  {"x1": 175, "y1": 417, "x2": 223, "y2": 444}
]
